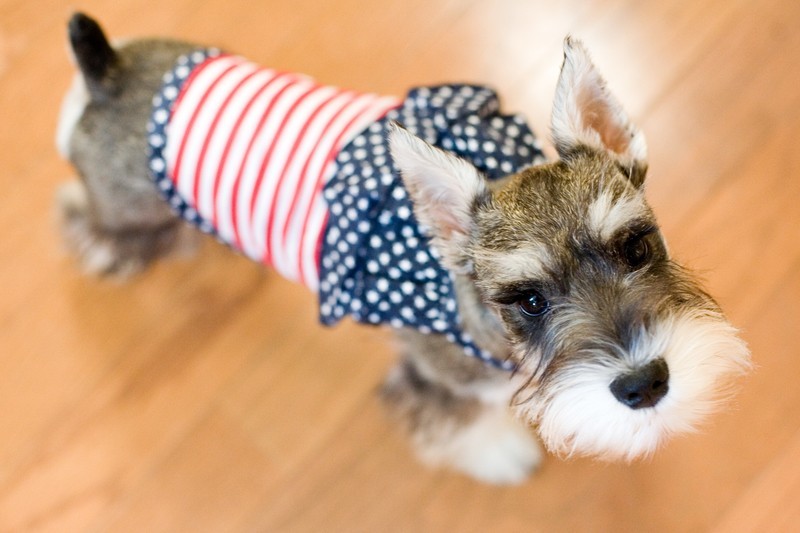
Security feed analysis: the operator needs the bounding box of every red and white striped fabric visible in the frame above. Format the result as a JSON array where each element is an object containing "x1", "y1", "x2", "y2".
[{"x1": 162, "y1": 54, "x2": 400, "y2": 290}]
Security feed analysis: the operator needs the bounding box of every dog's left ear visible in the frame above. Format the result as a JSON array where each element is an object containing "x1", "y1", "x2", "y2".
[
  {"x1": 388, "y1": 124, "x2": 489, "y2": 274},
  {"x1": 551, "y1": 37, "x2": 648, "y2": 188}
]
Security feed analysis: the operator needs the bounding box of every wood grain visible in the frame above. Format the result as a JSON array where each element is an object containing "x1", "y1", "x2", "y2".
[{"x1": 1, "y1": 0, "x2": 798, "y2": 531}]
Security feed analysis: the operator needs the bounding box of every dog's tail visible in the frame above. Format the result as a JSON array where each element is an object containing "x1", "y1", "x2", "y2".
[{"x1": 68, "y1": 12, "x2": 118, "y2": 99}]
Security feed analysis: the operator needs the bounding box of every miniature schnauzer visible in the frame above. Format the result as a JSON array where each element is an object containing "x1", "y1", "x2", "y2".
[{"x1": 56, "y1": 13, "x2": 750, "y2": 484}]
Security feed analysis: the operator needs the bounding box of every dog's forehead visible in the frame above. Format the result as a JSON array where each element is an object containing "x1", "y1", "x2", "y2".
[{"x1": 476, "y1": 155, "x2": 652, "y2": 278}]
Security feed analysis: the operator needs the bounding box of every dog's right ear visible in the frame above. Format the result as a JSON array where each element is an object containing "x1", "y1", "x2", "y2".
[
  {"x1": 550, "y1": 37, "x2": 648, "y2": 188},
  {"x1": 388, "y1": 124, "x2": 489, "y2": 274}
]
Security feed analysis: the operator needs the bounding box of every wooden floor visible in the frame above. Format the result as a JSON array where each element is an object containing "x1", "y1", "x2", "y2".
[{"x1": 1, "y1": 0, "x2": 799, "y2": 531}]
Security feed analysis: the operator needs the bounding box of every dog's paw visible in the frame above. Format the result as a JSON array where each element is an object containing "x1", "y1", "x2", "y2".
[
  {"x1": 56, "y1": 181, "x2": 198, "y2": 277},
  {"x1": 57, "y1": 181, "x2": 144, "y2": 277},
  {"x1": 418, "y1": 409, "x2": 543, "y2": 485}
]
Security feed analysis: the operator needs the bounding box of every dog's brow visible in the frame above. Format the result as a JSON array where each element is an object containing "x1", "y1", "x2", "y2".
[
  {"x1": 587, "y1": 189, "x2": 648, "y2": 242},
  {"x1": 475, "y1": 244, "x2": 551, "y2": 283}
]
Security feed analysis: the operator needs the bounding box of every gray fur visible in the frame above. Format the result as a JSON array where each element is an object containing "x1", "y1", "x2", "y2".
[
  {"x1": 57, "y1": 14, "x2": 749, "y2": 483},
  {"x1": 60, "y1": 36, "x2": 197, "y2": 274}
]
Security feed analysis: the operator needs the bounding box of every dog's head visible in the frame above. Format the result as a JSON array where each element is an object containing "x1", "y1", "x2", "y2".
[{"x1": 389, "y1": 38, "x2": 750, "y2": 460}]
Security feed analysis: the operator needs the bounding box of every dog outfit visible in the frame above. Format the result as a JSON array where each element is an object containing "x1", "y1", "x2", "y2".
[{"x1": 148, "y1": 49, "x2": 545, "y2": 370}]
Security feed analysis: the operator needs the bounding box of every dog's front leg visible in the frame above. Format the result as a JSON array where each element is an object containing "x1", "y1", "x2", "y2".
[{"x1": 381, "y1": 331, "x2": 541, "y2": 485}]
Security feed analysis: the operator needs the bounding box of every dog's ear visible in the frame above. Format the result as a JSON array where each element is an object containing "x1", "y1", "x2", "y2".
[
  {"x1": 551, "y1": 37, "x2": 648, "y2": 188},
  {"x1": 388, "y1": 124, "x2": 489, "y2": 274}
]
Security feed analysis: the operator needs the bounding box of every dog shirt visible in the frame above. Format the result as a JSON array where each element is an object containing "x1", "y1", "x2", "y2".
[{"x1": 148, "y1": 49, "x2": 545, "y2": 371}]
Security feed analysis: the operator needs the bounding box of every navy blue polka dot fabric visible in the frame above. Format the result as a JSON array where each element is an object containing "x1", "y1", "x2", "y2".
[
  {"x1": 318, "y1": 84, "x2": 546, "y2": 371},
  {"x1": 147, "y1": 48, "x2": 222, "y2": 235}
]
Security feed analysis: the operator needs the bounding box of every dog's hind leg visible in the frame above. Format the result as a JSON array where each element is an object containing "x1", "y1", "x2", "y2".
[
  {"x1": 57, "y1": 13, "x2": 197, "y2": 276},
  {"x1": 56, "y1": 178, "x2": 196, "y2": 277}
]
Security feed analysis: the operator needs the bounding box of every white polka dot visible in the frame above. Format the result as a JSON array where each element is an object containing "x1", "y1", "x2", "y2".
[
  {"x1": 164, "y1": 85, "x2": 178, "y2": 100},
  {"x1": 149, "y1": 134, "x2": 165, "y2": 148},
  {"x1": 153, "y1": 109, "x2": 168, "y2": 124}
]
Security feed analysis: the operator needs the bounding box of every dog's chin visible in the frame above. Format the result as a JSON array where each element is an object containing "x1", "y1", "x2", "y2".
[{"x1": 515, "y1": 310, "x2": 751, "y2": 461}]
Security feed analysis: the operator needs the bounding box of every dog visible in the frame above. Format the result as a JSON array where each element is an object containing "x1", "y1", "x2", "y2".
[{"x1": 56, "y1": 13, "x2": 750, "y2": 484}]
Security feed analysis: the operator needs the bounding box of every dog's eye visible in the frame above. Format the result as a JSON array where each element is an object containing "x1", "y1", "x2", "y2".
[
  {"x1": 518, "y1": 291, "x2": 550, "y2": 317},
  {"x1": 623, "y1": 233, "x2": 651, "y2": 269}
]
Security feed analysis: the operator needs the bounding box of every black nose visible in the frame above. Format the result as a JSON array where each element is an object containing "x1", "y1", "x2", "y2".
[{"x1": 610, "y1": 358, "x2": 670, "y2": 409}]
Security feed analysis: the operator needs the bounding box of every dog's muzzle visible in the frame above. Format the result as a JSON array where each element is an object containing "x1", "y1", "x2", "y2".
[{"x1": 609, "y1": 358, "x2": 670, "y2": 409}]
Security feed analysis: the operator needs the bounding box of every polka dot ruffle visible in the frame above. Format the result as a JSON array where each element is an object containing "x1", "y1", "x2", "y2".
[
  {"x1": 318, "y1": 84, "x2": 545, "y2": 371},
  {"x1": 147, "y1": 48, "x2": 222, "y2": 236}
]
